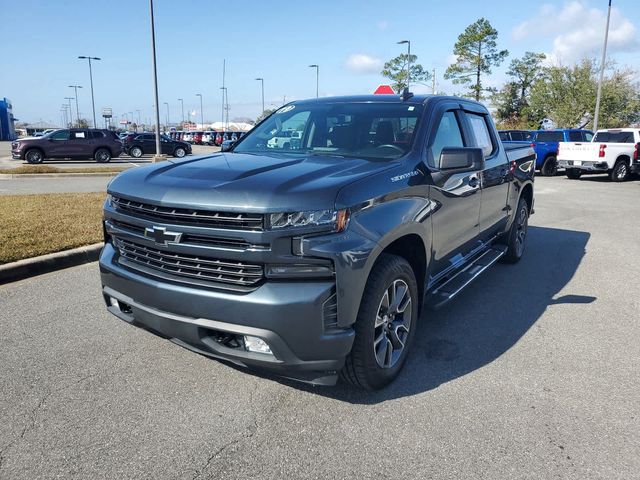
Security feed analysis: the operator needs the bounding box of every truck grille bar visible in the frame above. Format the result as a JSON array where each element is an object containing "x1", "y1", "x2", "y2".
[
  {"x1": 112, "y1": 196, "x2": 264, "y2": 230},
  {"x1": 114, "y1": 238, "x2": 264, "y2": 288}
]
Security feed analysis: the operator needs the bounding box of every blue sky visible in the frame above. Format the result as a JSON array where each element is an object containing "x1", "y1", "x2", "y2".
[{"x1": 1, "y1": 0, "x2": 638, "y2": 126}]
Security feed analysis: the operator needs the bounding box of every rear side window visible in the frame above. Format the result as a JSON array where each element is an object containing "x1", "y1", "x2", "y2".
[
  {"x1": 430, "y1": 111, "x2": 464, "y2": 167},
  {"x1": 593, "y1": 131, "x2": 635, "y2": 143},
  {"x1": 498, "y1": 131, "x2": 509, "y2": 141},
  {"x1": 89, "y1": 130, "x2": 105, "y2": 139},
  {"x1": 536, "y1": 131, "x2": 564, "y2": 142},
  {"x1": 584, "y1": 132, "x2": 594, "y2": 141},
  {"x1": 466, "y1": 113, "x2": 494, "y2": 157},
  {"x1": 70, "y1": 130, "x2": 87, "y2": 139},
  {"x1": 568, "y1": 131, "x2": 582, "y2": 142}
]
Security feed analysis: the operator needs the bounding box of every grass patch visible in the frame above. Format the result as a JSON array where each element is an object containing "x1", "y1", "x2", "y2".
[
  {"x1": 0, "y1": 193, "x2": 105, "y2": 264},
  {"x1": 2, "y1": 165, "x2": 124, "y2": 174}
]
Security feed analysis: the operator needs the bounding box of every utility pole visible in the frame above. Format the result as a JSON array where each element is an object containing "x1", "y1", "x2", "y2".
[
  {"x1": 164, "y1": 102, "x2": 170, "y2": 130},
  {"x1": 221, "y1": 59, "x2": 226, "y2": 125},
  {"x1": 178, "y1": 98, "x2": 184, "y2": 125},
  {"x1": 78, "y1": 56, "x2": 100, "y2": 127},
  {"x1": 196, "y1": 93, "x2": 204, "y2": 128},
  {"x1": 68, "y1": 85, "x2": 82, "y2": 122},
  {"x1": 255, "y1": 77, "x2": 265, "y2": 115},
  {"x1": 308, "y1": 64, "x2": 319, "y2": 98},
  {"x1": 64, "y1": 97, "x2": 75, "y2": 126},
  {"x1": 593, "y1": 0, "x2": 612, "y2": 131},
  {"x1": 397, "y1": 40, "x2": 411, "y2": 91},
  {"x1": 148, "y1": 0, "x2": 162, "y2": 159}
]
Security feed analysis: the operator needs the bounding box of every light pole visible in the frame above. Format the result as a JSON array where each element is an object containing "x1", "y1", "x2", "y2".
[
  {"x1": 397, "y1": 40, "x2": 411, "y2": 91},
  {"x1": 178, "y1": 98, "x2": 184, "y2": 125},
  {"x1": 64, "y1": 97, "x2": 75, "y2": 126},
  {"x1": 148, "y1": 0, "x2": 162, "y2": 159},
  {"x1": 78, "y1": 56, "x2": 100, "y2": 127},
  {"x1": 594, "y1": 0, "x2": 612, "y2": 131},
  {"x1": 255, "y1": 77, "x2": 265, "y2": 115},
  {"x1": 195, "y1": 93, "x2": 204, "y2": 128},
  {"x1": 68, "y1": 85, "x2": 82, "y2": 123},
  {"x1": 163, "y1": 102, "x2": 170, "y2": 130},
  {"x1": 219, "y1": 87, "x2": 227, "y2": 129},
  {"x1": 308, "y1": 64, "x2": 319, "y2": 98},
  {"x1": 136, "y1": 109, "x2": 141, "y2": 130}
]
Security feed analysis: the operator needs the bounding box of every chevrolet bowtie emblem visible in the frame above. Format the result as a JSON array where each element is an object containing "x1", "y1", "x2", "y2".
[{"x1": 144, "y1": 226, "x2": 182, "y2": 246}]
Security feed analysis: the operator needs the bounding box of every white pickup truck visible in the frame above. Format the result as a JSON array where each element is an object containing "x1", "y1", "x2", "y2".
[{"x1": 557, "y1": 128, "x2": 640, "y2": 182}]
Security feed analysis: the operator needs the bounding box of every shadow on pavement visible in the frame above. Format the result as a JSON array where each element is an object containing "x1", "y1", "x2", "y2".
[{"x1": 263, "y1": 225, "x2": 593, "y2": 403}]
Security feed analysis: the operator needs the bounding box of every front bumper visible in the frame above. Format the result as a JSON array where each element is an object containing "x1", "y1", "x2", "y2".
[
  {"x1": 11, "y1": 149, "x2": 24, "y2": 160},
  {"x1": 557, "y1": 160, "x2": 609, "y2": 172},
  {"x1": 99, "y1": 243, "x2": 355, "y2": 385}
]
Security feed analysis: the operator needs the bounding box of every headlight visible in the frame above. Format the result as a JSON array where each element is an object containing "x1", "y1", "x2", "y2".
[{"x1": 268, "y1": 209, "x2": 349, "y2": 231}]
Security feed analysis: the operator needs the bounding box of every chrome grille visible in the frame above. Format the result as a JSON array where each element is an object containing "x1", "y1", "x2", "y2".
[
  {"x1": 112, "y1": 196, "x2": 264, "y2": 230},
  {"x1": 114, "y1": 238, "x2": 264, "y2": 288}
]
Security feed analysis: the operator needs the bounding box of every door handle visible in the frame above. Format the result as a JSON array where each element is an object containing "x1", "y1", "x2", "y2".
[{"x1": 468, "y1": 176, "x2": 479, "y2": 188}]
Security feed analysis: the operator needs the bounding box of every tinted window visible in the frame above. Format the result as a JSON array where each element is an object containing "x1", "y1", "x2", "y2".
[
  {"x1": 584, "y1": 132, "x2": 594, "y2": 141},
  {"x1": 593, "y1": 131, "x2": 636, "y2": 143},
  {"x1": 466, "y1": 113, "x2": 494, "y2": 157},
  {"x1": 430, "y1": 111, "x2": 464, "y2": 167},
  {"x1": 89, "y1": 130, "x2": 104, "y2": 139},
  {"x1": 568, "y1": 131, "x2": 583, "y2": 142},
  {"x1": 498, "y1": 131, "x2": 509, "y2": 141},
  {"x1": 50, "y1": 130, "x2": 70, "y2": 140},
  {"x1": 536, "y1": 131, "x2": 564, "y2": 142}
]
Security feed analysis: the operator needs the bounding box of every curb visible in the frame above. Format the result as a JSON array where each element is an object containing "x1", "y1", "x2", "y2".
[
  {"x1": 0, "y1": 243, "x2": 104, "y2": 285},
  {"x1": 0, "y1": 172, "x2": 122, "y2": 179}
]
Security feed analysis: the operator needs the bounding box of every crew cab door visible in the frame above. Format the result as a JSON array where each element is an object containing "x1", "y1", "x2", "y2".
[
  {"x1": 461, "y1": 109, "x2": 510, "y2": 239},
  {"x1": 427, "y1": 108, "x2": 481, "y2": 274}
]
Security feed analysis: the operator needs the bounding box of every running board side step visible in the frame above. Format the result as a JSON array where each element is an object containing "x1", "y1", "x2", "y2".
[{"x1": 428, "y1": 246, "x2": 507, "y2": 309}]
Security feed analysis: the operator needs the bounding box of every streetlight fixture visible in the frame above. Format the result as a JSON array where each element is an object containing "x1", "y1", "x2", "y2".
[
  {"x1": 195, "y1": 93, "x2": 204, "y2": 128},
  {"x1": 593, "y1": 0, "x2": 612, "y2": 131},
  {"x1": 255, "y1": 77, "x2": 265, "y2": 115},
  {"x1": 308, "y1": 65, "x2": 319, "y2": 98},
  {"x1": 77, "y1": 56, "x2": 100, "y2": 127},
  {"x1": 178, "y1": 98, "x2": 184, "y2": 125},
  {"x1": 68, "y1": 85, "x2": 82, "y2": 123},
  {"x1": 64, "y1": 97, "x2": 75, "y2": 126},
  {"x1": 163, "y1": 102, "x2": 170, "y2": 130},
  {"x1": 397, "y1": 40, "x2": 411, "y2": 91},
  {"x1": 148, "y1": 0, "x2": 162, "y2": 159}
]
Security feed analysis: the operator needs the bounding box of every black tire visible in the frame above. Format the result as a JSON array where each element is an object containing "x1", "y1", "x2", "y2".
[
  {"x1": 173, "y1": 147, "x2": 186, "y2": 158},
  {"x1": 282, "y1": 142, "x2": 291, "y2": 150},
  {"x1": 25, "y1": 148, "x2": 44, "y2": 164},
  {"x1": 566, "y1": 168, "x2": 582, "y2": 180},
  {"x1": 95, "y1": 148, "x2": 111, "y2": 163},
  {"x1": 341, "y1": 254, "x2": 418, "y2": 390},
  {"x1": 501, "y1": 197, "x2": 529, "y2": 264},
  {"x1": 540, "y1": 156, "x2": 557, "y2": 176},
  {"x1": 609, "y1": 159, "x2": 629, "y2": 182},
  {"x1": 129, "y1": 146, "x2": 143, "y2": 158}
]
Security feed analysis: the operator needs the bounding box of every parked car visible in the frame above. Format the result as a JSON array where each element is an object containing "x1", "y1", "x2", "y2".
[
  {"x1": 266, "y1": 130, "x2": 295, "y2": 149},
  {"x1": 502, "y1": 129, "x2": 593, "y2": 176},
  {"x1": 192, "y1": 131, "x2": 203, "y2": 145},
  {"x1": 183, "y1": 132, "x2": 194, "y2": 143},
  {"x1": 124, "y1": 133, "x2": 192, "y2": 158},
  {"x1": 558, "y1": 128, "x2": 640, "y2": 181},
  {"x1": 11, "y1": 128, "x2": 123, "y2": 163},
  {"x1": 100, "y1": 94, "x2": 535, "y2": 389},
  {"x1": 214, "y1": 132, "x2": 224, "y2": 146}
]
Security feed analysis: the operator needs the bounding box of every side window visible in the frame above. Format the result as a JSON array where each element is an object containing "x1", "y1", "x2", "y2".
[
  {"x1": 466, "y1": 113, "x2": 495, "y2": 157},
  {"x1": 568, "y1": 131, "x2": 582, "y2": 142},
  {"x1": 90, "y1": 130, "x2": 104, "y2": 139},
  {"x1": 584, "y1": 132, "x2": 594, "y2": 141},
  {"x1": 70, "y1": 130, "x2": 87, "y2": 139},
  {"x1": 50, "y1": 130, "x2": 70, "y2": 141},
  {"x1": 498, "y1": 131, "x2": 509, "y2": 141},
  {"x1": 430, "y1": 111, "x2": 464, "y2": 167}
]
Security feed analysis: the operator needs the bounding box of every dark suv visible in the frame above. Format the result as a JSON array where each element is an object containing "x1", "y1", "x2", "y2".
[
  {"x1": 123, "y1": 133, "x2": 192, "y2": 158},
  {"x1": 11, "y1": 129, "x2": 123, "y2": 163}
]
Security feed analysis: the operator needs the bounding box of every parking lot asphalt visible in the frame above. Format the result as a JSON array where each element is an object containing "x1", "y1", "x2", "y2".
[{"x1": 1, "y1": 175, "x2": 639, "y2": 479}]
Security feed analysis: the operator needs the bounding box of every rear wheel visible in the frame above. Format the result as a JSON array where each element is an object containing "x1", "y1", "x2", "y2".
[
  {"x1": 129, "y1": 146, "x2": 143, "y2": 158},
  {"x1": 25, "y1": 149, "x2": 44, "y2": 164},
  {"x1": 501, "y1": 197, "x2": 529, "y2": 264},
  {"x1": 95, "y1": 148, "x2": 111, "y2": 163},
  {"x1": 540, "y1": 156, "x2": 557, "y2": 176},
  {"x1": 610, "y1": 160, "x2": 629, "y2": 182},
  {"x1": 341, "y1": 254, "x2": 418, "y2": 390},
  {"x1": 566, "y1": 168, "x2": 582, "y2": 180}
]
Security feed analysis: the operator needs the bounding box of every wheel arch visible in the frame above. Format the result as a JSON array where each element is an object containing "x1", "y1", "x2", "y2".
[
  {"x1": 520, "y1": 182, "x2": 534, "y2": 212},
  {"x1": 615, "y1": 154, "x2": 631, "y2": 165}
]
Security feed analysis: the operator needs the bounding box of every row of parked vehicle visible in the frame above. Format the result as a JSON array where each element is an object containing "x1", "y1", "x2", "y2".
[
  {"x1": 499, "y1": 127, "x2": 640, "y2": 182},
  {"x1": 166, "y1": 130, "x2": 246, "y2": 146}
]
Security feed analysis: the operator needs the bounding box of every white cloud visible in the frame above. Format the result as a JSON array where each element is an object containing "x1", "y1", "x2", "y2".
[
  {"x1": 345, "y1": 54, "x2": 384, "y2": 74},
  {"x1": 512, "y1": 1, "x2": 638, "y2": 64},
  {"x1": 377, "y1": 20, "x2": 389, "y2": 31}
]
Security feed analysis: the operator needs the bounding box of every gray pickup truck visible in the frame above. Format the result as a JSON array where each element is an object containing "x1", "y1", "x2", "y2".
[{"x1": 100, "y1": 94, "x2": 535, "y2": 390}]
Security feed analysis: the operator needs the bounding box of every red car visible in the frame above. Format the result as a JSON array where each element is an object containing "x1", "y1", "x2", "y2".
[{"x1": 192, "y1": 131, "x2": 203, "y2": 144}]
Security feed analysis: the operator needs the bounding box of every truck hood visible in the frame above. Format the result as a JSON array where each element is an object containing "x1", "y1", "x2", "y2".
[{"x1": 107, "y1": 152, "x2": 396, "y2": 211}]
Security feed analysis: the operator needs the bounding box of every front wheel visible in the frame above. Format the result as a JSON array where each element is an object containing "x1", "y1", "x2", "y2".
[
  {"x1": 566, "y1": 168, "x2": 582, "y2": 180},
  {"x1": 129, "y1": 146, "x2": 143, "y2": 158},
  {"x1": 500, "y1": 197, "x2": 529, "y2": 264},
  {"x1": 610, "y1": 160, "x2": 629, "y2": 182},
  {"x1": 540, "y1": 156, "x2": 557, "y2": 176},
  {"x1": 95, "y1": 148, "x2": 111, "y2": 163},
  {"x1": 173, "y1": 147, "x2": 186, "y2": 158},
  {"x1": 341, "y1": 254, "x2": 418, "y2": 390},
  {"x1": 25, "y1": 149, "x2": 44, "y2": 164}
]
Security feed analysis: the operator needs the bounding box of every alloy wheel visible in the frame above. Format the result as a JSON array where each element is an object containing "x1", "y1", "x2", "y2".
[
  {"x1": 373, "y1": 279, "x2": 412, "y2": 369},
  {"x1": 515, "y1": 205, "x2": 528, "y2": 256}
]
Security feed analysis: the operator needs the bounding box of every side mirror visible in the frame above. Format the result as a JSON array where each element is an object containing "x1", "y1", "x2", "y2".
[
  {"x1": 220, "y1": 140, "x2": 235, "y2": 152},
  {"x1": 439, "y1": 147, "x2": 485, "y2": 172}
]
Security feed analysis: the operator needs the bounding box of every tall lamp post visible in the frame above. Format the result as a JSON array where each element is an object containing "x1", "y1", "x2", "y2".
[
  {"x1": 163, "y1": 102, "x2": 170, "y2": 130},
  {"x1": 255, "y1": 77, "x2": 265, "y2": 115},
  {"x1": 219, "y1": 87, "x2": 227, "y2": 129},
  {"x1": 593, "y1": 0, "x2": 612, "y2": 131},
  {"x1": 77, "y1": 56, "x2": 100, "y2": 127},
  {"x1": 195, "y1": 93, "x2": 204, "y2": 128},
  {"x1": 136, "y1": 110, "x2": 141, "y2": 130},
  {"x1": 397, "y1": 40, "x2": 411, "y2": 91},
  {"x1": 148, "y1": 0, "x2": 162, "y2": 159},
  {"x1": 178, "y1": 98, "x2": 184, "y2": 125},
  {"x1": 308, "y1": 64, "x2": 319, "y2": 98},
  {"x1": 68, "y1": 85, "x2": 82, "y2": 123},
  {"x1": 64, "y1": 97, "x2": 75, "y2": 126}
]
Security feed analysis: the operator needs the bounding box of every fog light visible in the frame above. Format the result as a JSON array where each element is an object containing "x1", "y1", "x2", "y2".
[{"x1": 244, "y1": 336, "x2": 272, "y2": 355}]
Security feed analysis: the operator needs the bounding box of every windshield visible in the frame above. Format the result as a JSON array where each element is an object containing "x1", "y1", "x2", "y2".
[{"x1": 234, "y1": 102, "x2": 424, "y2": 160}]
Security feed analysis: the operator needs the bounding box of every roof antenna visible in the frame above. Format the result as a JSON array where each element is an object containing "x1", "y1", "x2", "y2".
[{"x1": 400, "y1": 87, "x2": 414, "y2": 101}]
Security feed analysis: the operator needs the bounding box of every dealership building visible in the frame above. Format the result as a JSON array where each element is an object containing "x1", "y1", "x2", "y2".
[{"x1": 0, "y1": 97, "x2": 17, "y2": 141}]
